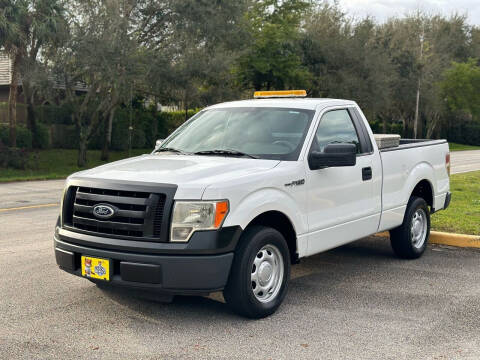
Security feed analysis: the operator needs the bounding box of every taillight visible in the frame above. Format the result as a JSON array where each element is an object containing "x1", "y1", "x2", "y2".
[{"x1": 446, "y1": 153, "x2": 451, "y2": 176}]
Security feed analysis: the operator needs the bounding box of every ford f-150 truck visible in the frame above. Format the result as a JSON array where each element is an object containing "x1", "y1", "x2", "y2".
[{"x1": 54, "y1": 90, "x2": 451, "y2": 318}]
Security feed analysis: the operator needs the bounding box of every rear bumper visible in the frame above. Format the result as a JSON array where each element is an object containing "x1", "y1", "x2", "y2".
[
  {"x1": 444, "y1": 192, "x2": 452, "y2": 210},
  {"x1": 54, "y1": 227, "x2": 241, "y2": 294}
]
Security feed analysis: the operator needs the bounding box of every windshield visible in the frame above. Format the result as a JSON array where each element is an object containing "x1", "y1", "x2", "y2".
[{"x1": 158, "y1": 107, "x2": 316, "y2": 160}]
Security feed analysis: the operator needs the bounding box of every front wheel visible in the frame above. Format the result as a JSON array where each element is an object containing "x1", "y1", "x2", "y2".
[
  {"x1": 224, "y1": 226, "x2": 291, "y2": 318},
  {"x1": 390, "y1": 196, "x2": 431, "y2": 259}
]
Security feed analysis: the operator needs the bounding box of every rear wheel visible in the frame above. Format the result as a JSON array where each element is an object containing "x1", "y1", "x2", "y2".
[
  {"x1": 390, "y1": 196, "x2": 430, "y2": 259},
  {"x1": 224, "y1": 226, "x2": 290, "y2": 318}
]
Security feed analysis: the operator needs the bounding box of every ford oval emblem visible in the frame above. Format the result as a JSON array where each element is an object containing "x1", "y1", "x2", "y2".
[{"x1": 93, "y1": 204, "x2": 115, "y2": 219}]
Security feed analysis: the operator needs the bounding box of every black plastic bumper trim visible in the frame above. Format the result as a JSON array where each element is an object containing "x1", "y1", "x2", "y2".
[
  {"x1": 55, "y1": 248, "x2": 76, "y2": 271},
  {"x1": 54, "y1": 240, "x2": 234, "y2": 292},
  {"x1": 120, "y1": 262, "x2": 162, "y2": 284},
  {"x1": 57, "y1": 226, "x2": 242, "y2": 255},
  {"x1": 444, "y1": 192, "x2": 452, "y2": 210}
]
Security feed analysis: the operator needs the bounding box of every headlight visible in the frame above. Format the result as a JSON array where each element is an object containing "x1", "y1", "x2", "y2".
[{"x1": 171, "y1": 200, "x2": 229, "y2": 242}]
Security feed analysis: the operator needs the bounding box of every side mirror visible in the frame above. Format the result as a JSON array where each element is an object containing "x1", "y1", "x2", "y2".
[{"x1": 308, "y1": 143, "x2": 357, "y2": 170}]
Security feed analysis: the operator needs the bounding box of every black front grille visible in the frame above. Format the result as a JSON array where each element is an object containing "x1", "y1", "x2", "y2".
[{"x1": 63, "y1": 185, "x2": 169, "y2": 241}]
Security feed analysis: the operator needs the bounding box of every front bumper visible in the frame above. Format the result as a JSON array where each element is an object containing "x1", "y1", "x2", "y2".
[{"x1": 54, "y1": 226, "x2": 242, "y2": 294}]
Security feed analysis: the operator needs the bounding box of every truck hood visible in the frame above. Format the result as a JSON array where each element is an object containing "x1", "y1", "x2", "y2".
[{"x1": 70, "y1": 154, "x2": 280, "y2": 199}]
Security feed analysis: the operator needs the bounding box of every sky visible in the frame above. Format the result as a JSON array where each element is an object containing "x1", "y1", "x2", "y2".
[{"x1": 337, "y1": 0, "x2": 480, "y2": 25}]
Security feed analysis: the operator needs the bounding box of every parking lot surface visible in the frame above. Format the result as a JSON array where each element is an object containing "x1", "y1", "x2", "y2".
[
  {"x1": 1, "y1": 199, "x2": 480, "y2": 359},
  {"x1": 450, "y1": 150, "x2": 480, "y2": 174}
]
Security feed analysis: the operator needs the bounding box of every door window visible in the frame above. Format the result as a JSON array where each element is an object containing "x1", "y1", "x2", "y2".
[{"x1": 312, "y1": 109, "x2": 361, "y2": 153}]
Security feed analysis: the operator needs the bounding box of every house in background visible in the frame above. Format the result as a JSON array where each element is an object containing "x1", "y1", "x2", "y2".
[
  {"x1": 0, "y1": 51, "x2": 89, "y2": 126},
  {"x1": 0, "y1": 52, "x2": 10, "y2": 100},
  {"x1": 0, "y1": 52, "x2": 19, "y2": 103},
  {"x1": 0, "y1": 52, "x2": 29, "y2": 126}
]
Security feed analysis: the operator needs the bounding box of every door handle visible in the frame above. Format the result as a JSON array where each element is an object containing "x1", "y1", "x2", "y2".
[{"x1": 362, "y1": 167, "x2": 372, "y2": 181}]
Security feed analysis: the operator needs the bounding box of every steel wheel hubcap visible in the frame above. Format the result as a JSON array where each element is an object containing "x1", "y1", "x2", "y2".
[
  {"x1": 251, "y1": 244, "x2": 284, "y2": 303},
  {"x1": 411, "y1": 208, "x2": 427, "y2": 249}
]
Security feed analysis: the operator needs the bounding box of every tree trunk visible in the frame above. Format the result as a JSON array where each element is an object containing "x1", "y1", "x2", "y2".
[
  {"x1": 24, "y1": 82, "x2": 38, "y2": 147},
  {"x1": 152, "y1": 97, "x2": 158, "y2": 141},
  {"x1": 400, "y1": 116, "x2": 406, "y2": 137},
  {"x1": 426, "y1": 113, "x2": 439, "y2": 139},
  {"x1": 101, "y1": 108, "x2": 115, "y2": 161},
  {"x1": 8, "y1": 53, "x2": 21, "y2": 148},
  {"x1": 413, "y1": 77, "x2": 421, "y2": 139},
  {"x1": 78, "y1": 137, "x2": 88, "y2": 167},
  {"x1": 414, "y1": 30, "x2": 424, "y2": 139}
]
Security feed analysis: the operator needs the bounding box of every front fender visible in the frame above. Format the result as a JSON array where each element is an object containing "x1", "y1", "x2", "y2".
[{"x1": 222, "y1": 187, "x2": 307, "y2": 236}]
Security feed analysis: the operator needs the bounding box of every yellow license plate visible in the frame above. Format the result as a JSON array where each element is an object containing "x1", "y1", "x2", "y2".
[{"x1": 81, "y1": 256, "x2": 110, "y2": 281}]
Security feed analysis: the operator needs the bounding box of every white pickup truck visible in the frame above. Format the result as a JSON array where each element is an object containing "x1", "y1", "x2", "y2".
[{"x1": 54, "y1": 91, "x2": 451, "y2": 318}]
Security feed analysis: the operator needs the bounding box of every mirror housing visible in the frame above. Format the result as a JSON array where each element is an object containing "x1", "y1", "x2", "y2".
[{"x1": 308, "y1": 143, "x2": 357, "y2": 170}]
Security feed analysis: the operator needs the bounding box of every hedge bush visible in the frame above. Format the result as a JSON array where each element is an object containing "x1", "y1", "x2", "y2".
[
  {"x1": 50, "y1": 124, "x2": 78, "y2": 149},
  {"x1": 35, "y1": 103, "x2": 75, "y2": 125},
  {"x1": 0, "y1": 141, "x2": 30, "y2": 169},
  {"x1": 35, "y1": 123, "x2": 51, "y2": 149},
  {"x1": 0, "y1": 105, "x2": 200, "y2": 151},
  {"x1": 158, "y1": 109, "x2": 199, "y2": 138},
  {"x1": 0, "y1": 125, "x2": 33, "y2": 148},
  {"x1": 443, "y1": 121, "x2": 480, "y2": 146},
  {"x1": 85, "y1": 108, "x2": 199, "y2": 151},
  {"x1": 369, "y1": 120, "x2": 405, "y2": 136}
]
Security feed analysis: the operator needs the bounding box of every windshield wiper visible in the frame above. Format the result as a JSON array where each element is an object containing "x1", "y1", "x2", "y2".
[
  {"x1": 194, "y1": 149, "x2": 258, "y2": 159},
  {"x1": 154, "y1": 147, "x2": 190, "y2": 155}
]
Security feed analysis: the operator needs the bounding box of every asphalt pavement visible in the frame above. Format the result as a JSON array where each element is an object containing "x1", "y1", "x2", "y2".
[
  {"x1": 1, "y1": 204, "x2": 480, "y2": 359},
  {"x1": 450, "y1": 150, "x2": 480, "y2": 174},
  {"x1": 1, "y1": 150, "x2": 480, "y2": 359}
]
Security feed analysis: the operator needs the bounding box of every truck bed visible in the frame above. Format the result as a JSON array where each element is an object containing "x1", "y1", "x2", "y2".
[
  {"x1": 380, "y1": 139, "x2": 448, "y2": 152},
  {"x1": 377, "y1": 138, "x2": 450, "y2": 232}
]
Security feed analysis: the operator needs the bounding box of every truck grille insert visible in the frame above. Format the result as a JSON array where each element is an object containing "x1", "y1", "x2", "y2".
[{"x1": 63, "y1": 186, "x2": 168, "y2": 241}]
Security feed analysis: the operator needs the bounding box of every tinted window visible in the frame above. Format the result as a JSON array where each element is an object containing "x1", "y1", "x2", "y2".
[{"x1": 312, "y1": 109, "x2": 360, "y2": 153}]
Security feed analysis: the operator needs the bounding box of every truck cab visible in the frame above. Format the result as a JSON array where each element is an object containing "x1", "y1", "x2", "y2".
[{"x1": 55, "y1": 91, "x2": 451, "y2": 318}]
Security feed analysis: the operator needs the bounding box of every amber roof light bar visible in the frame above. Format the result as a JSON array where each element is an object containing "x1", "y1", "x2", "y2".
[{"x1": 253, "y1": 90, "x2": 307, "y2": 99}]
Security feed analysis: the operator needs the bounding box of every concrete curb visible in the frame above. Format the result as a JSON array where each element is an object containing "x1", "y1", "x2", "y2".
[{"x1": 375, "y1": 231, "x2": 480, "y2": 249}]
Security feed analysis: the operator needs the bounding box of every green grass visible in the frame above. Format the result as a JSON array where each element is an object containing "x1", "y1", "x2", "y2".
[
  {"x1": 431, "y1": 171, "x2": 480, "y2": 235},
  {"x1": 0, "y1": 148, "x2": 150, "y2": 182},
  {"x1": 449, "y1": 143, "x2": 480, "y2": 151}
]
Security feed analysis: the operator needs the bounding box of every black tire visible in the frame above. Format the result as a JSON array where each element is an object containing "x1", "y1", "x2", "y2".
[
  {"x1": 224, "y1": 226, "x2": 291, "y2": 319},
  {"x1": 390, "y1": 196, "x2": 431, "y2": 259}
]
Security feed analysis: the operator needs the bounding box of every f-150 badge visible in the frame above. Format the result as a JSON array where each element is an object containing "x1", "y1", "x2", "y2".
[{"x1": 285, "y1": 179, "x2": 305, "y2": 187}]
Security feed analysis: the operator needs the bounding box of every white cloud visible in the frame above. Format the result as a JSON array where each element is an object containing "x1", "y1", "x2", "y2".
[{"x1": 337, "y1": 0, "x2": 480, "y2": 25}]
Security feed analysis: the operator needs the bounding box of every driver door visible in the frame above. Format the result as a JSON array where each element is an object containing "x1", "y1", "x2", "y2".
[{"x1": 306, "y1": 108, "x2": 378, "y2": 256}]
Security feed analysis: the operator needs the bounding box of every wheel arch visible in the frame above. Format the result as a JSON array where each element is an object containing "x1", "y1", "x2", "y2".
[
  {"x1": 410, "y1": 179, "x2": 434, "y2": 209},
  {"x1": 244, "y1": 210, "x2": 298, "y2": 264}
]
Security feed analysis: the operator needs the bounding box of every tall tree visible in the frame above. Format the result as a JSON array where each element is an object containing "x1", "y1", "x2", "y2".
[
  {"x1": 21, "y1": 0, "x2": 67, "y2": 148},
  {"x1": 0, "y1": 0, "x2": 26, "y2": 147},
  {"x1": 441, "y1": 59, "x2": 480, "y2": 118},
  {"x1": 237, "y1": 0, "x2": 311, "y2": 91},
  {"x1": 0, "y1": 0, "x2": 66, "y2": 148},
  {"x1": 51, "y1": 0, "x2": 143, "y2": 166},
  {"x1": 301, "y1": 4, "x2": 394, "y2": 125},
  {"x1": 139, "y1": 0, "x2": 248, "y2": 110}
]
